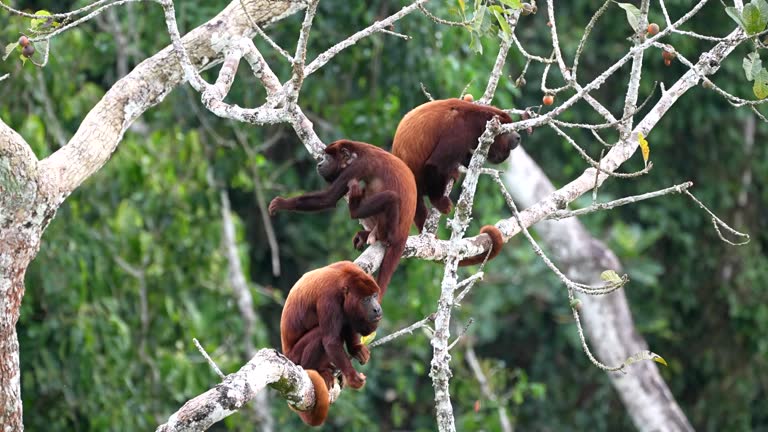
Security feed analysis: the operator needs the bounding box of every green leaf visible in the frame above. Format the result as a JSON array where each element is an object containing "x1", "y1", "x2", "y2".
[
  {"x1": 30, "y1": 10, "x2": 52, "y2": 32},
  {"x1": 492, "y1": 9, "x2": 512, "y2": 35},
  {"x1": 499, "y1": 0, "x2": 522, "y2": 9},
  {"x1": 3, "y1": 42, "x2": 18, "y2": 61},
  {"x1": 753, "y1": 69, "x2": 768, "y2": 99},
  {"x1": 616, "y1": 2, "x2": 642, "y2": 32},
  {"x1": 458, "y1": 0, "x2": 466, "y2": 14},
  {"x1": 726, "y1": 6, "x2": 746, "y2": 29},
  {"x1": 742, "y1": 3, "x2": 768, "y2": 34},
  {"x1": 755, "y1": 0, "x2": 768, "y2": 22},
  {"x1": 600, "y1": 270, "x2": 623, "y2": 283},
  {"x1": 474, "y1": 5, "x2": 491, "y2": 34},
  {"x1": 469, "y1": 32, "x2": 483, "y2": 54},
  {"x1": 743, "y1": 52, "x2": 762, "y2": 81}
]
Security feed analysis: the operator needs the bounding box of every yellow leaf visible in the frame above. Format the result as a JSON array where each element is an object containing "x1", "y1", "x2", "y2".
[
  {"x1": 361, "y1": 331, "x2": 377, "y2": 345},
  {"x1": 600, "y1": 270, "x2": 622, "y2": 283},
  {"x1": 623, "y1": 350, "x2": 668, "y2": 368},
  {"x1": 638, "y1": 132, "x2": 650, "y2": 166}
]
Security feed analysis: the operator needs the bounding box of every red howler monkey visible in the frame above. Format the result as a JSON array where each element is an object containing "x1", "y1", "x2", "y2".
[
  {"x1": 269, "y1": 140, "x2": 416, "y2": 295},
  {"x1": 281, "y1": 261, "x2": 383, "y2": 426},
  {"x1": 391, "y1": 98, "x2": 521, "y2": 232}
]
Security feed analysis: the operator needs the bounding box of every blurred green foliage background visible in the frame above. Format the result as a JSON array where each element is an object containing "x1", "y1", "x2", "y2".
[{"x1": 1, "y1": 0, "x2": 767, "y2": 430}]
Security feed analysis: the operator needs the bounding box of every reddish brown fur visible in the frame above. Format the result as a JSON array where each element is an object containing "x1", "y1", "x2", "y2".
[
  {"x1": 281, "y1": 261, "x2": 382, "y2": 426},
  {"x1": 291, "y1": 370, "x2": 331, "y2": 426},
  {"x1": 458, "y1": 225, "x2": 504, "y2": 266},
  {"x1": 391, "y1": 98, "x2": 521, "y2": 232},
  {"x1": 270, "y1": 140, "x2": 416, "y2": 295}
]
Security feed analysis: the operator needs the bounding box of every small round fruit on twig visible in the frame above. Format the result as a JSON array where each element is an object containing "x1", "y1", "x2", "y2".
[
  {"x1": 647, "y1": 23, "x2": 659, "y2": 36},
  {"x1": 22, "y1": 44, "x2": 35, "y2": 58},
  {"x1": 662, "y1": 49, "x2": 675, "y2": 66},
  {"x1": 18, "y1": 35, "x2": 30, "y2": 47},
  {"x1": 542, "y1": 94, "x2": 554, "y2": 106}
]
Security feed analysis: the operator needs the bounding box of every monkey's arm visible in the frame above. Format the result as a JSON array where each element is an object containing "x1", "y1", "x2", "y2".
[
  {"x1": 342, "y1": 325, "x2": 370, "y2": 365},
  {"x1": 269, "y1": 176, "x2": 350, "y2": 215},
  {"x1": 317, "y1": 297, "x2": 366, "y2": 389}
]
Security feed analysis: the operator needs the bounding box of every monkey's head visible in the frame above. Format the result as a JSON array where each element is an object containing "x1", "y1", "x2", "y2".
[
  {"x1": 488, "y1": 131, "x2": 521, "y2": 164},
  {"x1": 355, "y1": 292, "x2": 382, "y2": 336},
  {"x1": 317, "y1": 140, "x2": 359, "y2": 182},
  {"x1": 343, "y1": 273, "x2": 383, "y2": 336}
]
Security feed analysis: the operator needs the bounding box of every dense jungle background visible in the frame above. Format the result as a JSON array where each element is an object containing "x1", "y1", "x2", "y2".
[{"x1": 1, "y1": 0, "x2": 766, "y2": 430}]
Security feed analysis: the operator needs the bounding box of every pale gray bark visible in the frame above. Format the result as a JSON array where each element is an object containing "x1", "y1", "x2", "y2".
[
  {"x1": 156, "y1": 349, "x2": 339, "y2": 432},
  {"x1": 0, "y1": 118, "x2": 55, "y2": 431}
]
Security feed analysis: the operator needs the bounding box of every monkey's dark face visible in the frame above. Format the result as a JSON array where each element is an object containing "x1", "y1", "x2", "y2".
[
  {"x1": 488, "y1": 131, "x2": 521, "y2": 164},
  {"x1": 317, "y1": 143, "x2": 357, "y2": 182},
  {"x1": 348, "y1": 293, "x2": 382, "y2": 336},
  {"x1": 317, "y1": 152, "x2": 341, "y2": 182}
]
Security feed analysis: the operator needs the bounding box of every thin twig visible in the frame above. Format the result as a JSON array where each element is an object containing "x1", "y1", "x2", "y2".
[
  {"x1": 369, "y1": 314, "x2": 436, "y2": 348},
  {"x1": 549, "y1": 182, "x2": 694, "y2": 220},
  {"x1": 447, "y1": 318, "x2": 474, "y2": 350},
  {"x1": 454, "y1": 272, "x2": 485, "y2": 304},
  {"x1": 465, "y1": 345, "x2": 514, "y2": 432},
  {"x1": 684, "y1": 191, "x2": 750, "y2": 245},
  {"x1": 193, "y1": 338, "x2": 226, "y2": 380}
]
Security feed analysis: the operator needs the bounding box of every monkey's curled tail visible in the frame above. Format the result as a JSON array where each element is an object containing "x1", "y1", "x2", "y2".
[
  {"x1": 458, "y1": 225, "x2": 504, "y2": 267},
  {"x1": 290, "y1": 369, "x2": 330, "y2": 426}
]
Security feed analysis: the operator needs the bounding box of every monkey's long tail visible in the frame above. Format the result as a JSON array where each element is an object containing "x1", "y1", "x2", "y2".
[
  {"x1": 290, "y1": 369, "x2": 330, "y2": 426},
  {"x1": 376, "y1": 239, "x2": 407, "y2": 297},
  {"x1": 458, "y1": 225, "x2": 504, "y2": 267}
]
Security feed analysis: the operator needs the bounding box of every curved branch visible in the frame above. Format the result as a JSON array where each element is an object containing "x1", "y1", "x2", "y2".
[
  {"x1": 38, "y1": 0, "x2": 305, "y2": 199},
  {"x1": 156, "y1": 349, "x2": 340, "y2": 432}
]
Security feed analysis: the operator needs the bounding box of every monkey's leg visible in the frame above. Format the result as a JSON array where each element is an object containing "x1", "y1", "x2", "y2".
[
  {"x1": 423, "y1": 163, "x2": 456, "y2": 214},
  {"x1": 352, "y1": 230, "x2": 371, "y2": 251},
  {"x1": 348, "y1": 191, "x2": 400, "y2": 245}
]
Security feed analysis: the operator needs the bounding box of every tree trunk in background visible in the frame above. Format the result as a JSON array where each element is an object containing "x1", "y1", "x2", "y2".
[{"x1": 504, "y1": 149, "x2": 694, "y2": 432}]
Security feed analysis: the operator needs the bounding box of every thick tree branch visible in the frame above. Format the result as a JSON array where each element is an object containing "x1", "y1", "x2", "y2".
[
  {"x1": 156, "y1": 349, "x2": 339, "y2": 432},
  {"x1": 0, "y1": 117, "x2": 39, "y2": 215},
  {"x1": 37, "y1": 0, "x2": 305, "y2": 200}
]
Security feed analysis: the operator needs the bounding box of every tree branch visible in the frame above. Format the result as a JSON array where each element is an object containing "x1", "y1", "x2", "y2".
[
  {"x1": 37, "y1": 0, "x2": 305, "y2": 199},
  {"x1": 156, "y1": 349, "x2": 339, "y2": 432},
  {"x1": 0, "y1": 116, "x2": 40, "y2": 216}
]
